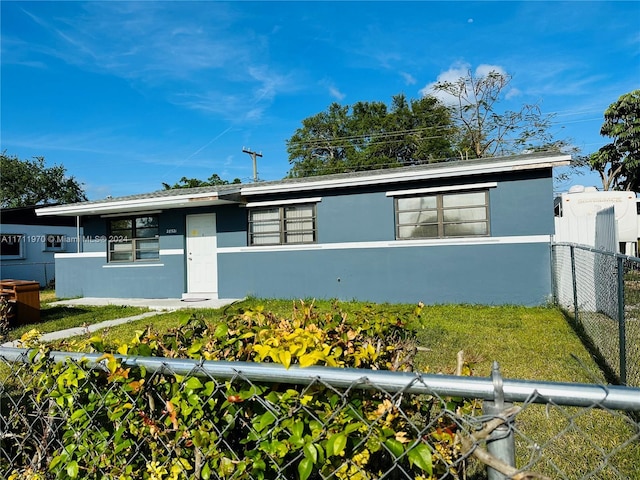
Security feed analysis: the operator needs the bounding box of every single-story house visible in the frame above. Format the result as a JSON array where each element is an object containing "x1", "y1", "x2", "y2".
[
  {"x1": 36, "y1": 152, "x2": 571, "y2": 305},
  {"x1": 1, "y1": 206, "x2": 81, "y2": 287}
]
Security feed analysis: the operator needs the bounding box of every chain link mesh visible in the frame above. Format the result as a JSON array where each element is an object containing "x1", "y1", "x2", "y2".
[
  {"x1": 552, "y1": 244, "x2": 640, "y2": 387},
  {"x1": 1, "y1": 353, "x2": 639, "y2": 480}
]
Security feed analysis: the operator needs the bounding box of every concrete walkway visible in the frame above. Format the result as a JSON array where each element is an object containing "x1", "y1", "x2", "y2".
[
  {"x1": 48, "y1": 297, "x2": 243, "y2": 311},
  {"x1": 2, "y1": 297, "x2": 242, "y2": 348}
]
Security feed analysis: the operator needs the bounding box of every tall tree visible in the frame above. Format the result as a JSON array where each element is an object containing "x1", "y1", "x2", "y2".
[
  {"x1": 431, "y1": 69, "x2": 557, "y2": 159},
  {"x1": 162, "y1": 173, "x2": 241, "y2": 190},
  {"x1": 286, "y1": 94, "x2": 455, "y2": 177},
  {"x1": 588, "y1": 89, "x2": 640, "y2": 191},
  {"x1": 286, "y1": 103, "x2": 354, "y2": 177},
  {"x1": 0, "y1": 152, "x2": 87, "y2": 208}
]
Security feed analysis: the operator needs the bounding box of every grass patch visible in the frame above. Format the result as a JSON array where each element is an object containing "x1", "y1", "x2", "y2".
[
  {"x1": 411, "y1": 304, "x2": 605, "y2": 383},
  {"x1": 3, "y1": 291, "x2": 150, "y2": 343}
]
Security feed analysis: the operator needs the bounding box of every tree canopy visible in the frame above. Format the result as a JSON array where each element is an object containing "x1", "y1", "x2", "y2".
[
  {"x1": 0, "y1": 152, "x2": 87, "y2": 208},
  {"x1": 431, "y1": 69, "x2": 559, "y2": 159},
  {"x1": 286, "y1": 93, "x2": 456, "y2": 177},
  {"x1": 162, "y1": 173, "x2": 241, "y2": 190},
  {"x1": 286, "y1": 71, "x2": 566, "y2": 178},
  {"x1": 588, "y1": 89, "x2": 640, "y2": 191}
]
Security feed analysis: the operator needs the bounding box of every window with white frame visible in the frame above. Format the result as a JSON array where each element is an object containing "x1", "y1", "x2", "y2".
[
  {"x1": 395, "y1": 190, "x2": 490, "y2": 239},
  {"x1": 249, "y1": 204, "x2": 316, "y2": 245},
  {"x1": 108, "y1": 215, "x2": 159, "y2": 262}
]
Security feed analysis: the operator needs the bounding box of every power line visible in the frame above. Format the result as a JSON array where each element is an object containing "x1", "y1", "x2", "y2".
[{"x1": 286, "y1": 107, "x2": 606, "y2": 150}]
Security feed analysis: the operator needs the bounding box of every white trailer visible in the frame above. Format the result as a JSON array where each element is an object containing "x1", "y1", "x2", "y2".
[{"x1": 553, "y1": 186, "x2": 638, "y2": 255}]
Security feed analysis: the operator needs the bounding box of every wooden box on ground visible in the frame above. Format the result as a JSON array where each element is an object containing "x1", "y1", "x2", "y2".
[{"x1": 0, "y1": 279, "x2": 40, "y2": 324}]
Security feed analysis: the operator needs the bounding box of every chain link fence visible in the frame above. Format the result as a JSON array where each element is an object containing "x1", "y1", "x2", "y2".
[
  {"x1": 0, "y1": 347, "x2": 639, "y2": 480},
  {"x1": 552, "y1": 243, "x2": 640, "y2": 387}
]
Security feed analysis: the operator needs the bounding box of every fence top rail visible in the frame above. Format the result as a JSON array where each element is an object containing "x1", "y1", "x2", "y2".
[
  {"x1": 2, "y1": 347, "x2": 639, "y2": 411},
  {"x1": 553, "y1": 242, "x2": 640, "y2": 262}
]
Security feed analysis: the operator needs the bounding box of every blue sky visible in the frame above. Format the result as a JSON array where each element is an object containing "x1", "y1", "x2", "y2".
[{"x1": 2, "y1": 1, "x2": 639, "y2": 200}]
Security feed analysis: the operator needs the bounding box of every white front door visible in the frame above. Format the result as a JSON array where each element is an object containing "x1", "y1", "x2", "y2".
[{"x1": 186, "y1": 213, "x2": 218, "y2": 296}]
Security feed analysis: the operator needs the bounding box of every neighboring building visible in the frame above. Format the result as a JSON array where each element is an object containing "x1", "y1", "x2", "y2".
[
  {"x1": 36, "y1": 152, "x2": 570, "y2": 306},
  {"x1": 0, "y1": 206, "x2": 81, "y2": 287}
]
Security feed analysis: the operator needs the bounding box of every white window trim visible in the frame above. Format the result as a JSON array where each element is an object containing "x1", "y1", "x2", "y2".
[
  {"x1": 244, "y1": 197, "x2": 322, "y2": 208},
  {"x1": 386, "y1": 182, "x2": 497, "y2": 197},
  {"x1": 103, "y1": 263, "x2": 165, "y2": 269},
  {"x1": 108, "y1": 214, "x2": 160, "y2": 263},
  {"x1": 249, "y1": 202, "x2": 318, "y2": 246}
]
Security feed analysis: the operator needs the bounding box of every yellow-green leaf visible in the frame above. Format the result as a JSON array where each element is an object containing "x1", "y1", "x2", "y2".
[
  {"x1": 201, "y1": 461, "x2": 211, "y2": 480},
  {"x1": 303, "y1": 443, "x2": 318, "y2": 464},
  {"x1": 67, "y1": 460, "x2": 79, "y2": 478},
  {"x1": 326, "y1": 433, "x2": 347, "y2": 457},
  {"x1": 384, "y1": 438, "x2": 404, "y2": 458},
  {"x1": 299, "y1": 351, "x2": 325, "y2": 368},
  {"x1": 254, "y1": 411, "x2": 276, "y2": 432},
  {"x1": 298, "y1": 457, "x2": 313, "y2": 480},
  {"x1": 407, "y1": 443, "x2": 432, "y2": 474},
  {"x1": 184, "y1": 377, "x2": 203, "y2": 391},
  {"x1": 279, "y1": 350, "x2": 292, "y2": 369},
  {"x1": 214, "y1": 323, "x2": 228, "y2": 339}
]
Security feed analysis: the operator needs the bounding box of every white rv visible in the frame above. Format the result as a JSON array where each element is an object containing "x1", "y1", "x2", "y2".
[{"x1": 554, "y1": 186, "x2": 639, "y2": 255}]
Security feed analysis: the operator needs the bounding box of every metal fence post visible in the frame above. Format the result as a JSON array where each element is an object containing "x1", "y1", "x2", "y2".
[
  {"x1": 617, "y1": 255, "x2": 627, "y2": 385},
  {"x1": 570, "y1": 245, "x2": 579, "y2": 321},
  {"x1": 483, "y1": 361, "x2": 516, "y2": 480}
]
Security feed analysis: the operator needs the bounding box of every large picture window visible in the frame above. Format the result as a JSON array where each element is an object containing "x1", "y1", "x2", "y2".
[
  {"x1": 395, "y1": 190, "x2": 489, "y2": 239},
  {"x1": 249, "y1": 204, "x2": 316, "y2": 245},
  {"x1": 108, "y1": 215, "x2": 159, "y2": 262}
]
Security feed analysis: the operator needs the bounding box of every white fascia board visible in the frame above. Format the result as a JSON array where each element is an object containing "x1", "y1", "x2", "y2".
[
  {"x1": 244, "y1": 197, "x2": 322, "y2": 208},
  {"x1": 386, "y1": 182, "x2": 497, "y2": 197},
  {"x1": 241, "y1": 155, "x2": 571, "y2": 196},
  {"x1": 35, "y1": 191, "x2": 234, "y2": 217}
]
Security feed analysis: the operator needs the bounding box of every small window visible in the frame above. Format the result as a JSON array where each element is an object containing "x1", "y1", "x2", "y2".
[
  {"x1": 45, "y1": 234, "x2": 66, "y2": 252},
  {"x1": 0, "y1": 234, "x2": 24, "y2": 258},
  {"x1": 108, "y1": 215, "x2": 159, "y2": 262},
  {"x1": 395, "y1": 190, "x2": 489, "y2": 239},
  {"x1": 249, "y1": 204, "x2": 316, "y2": 245}
]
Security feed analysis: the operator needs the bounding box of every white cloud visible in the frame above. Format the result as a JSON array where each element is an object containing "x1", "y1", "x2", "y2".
[
  {"x1": 329, "y1": 86, "x2": 346, "y2": 101},
  {"x1": 475, "y1": 64, "x2": 506, "y2": 77},
  {"x1": 420, "y1": 62, "x2": 513, "y2": 105},
  {"x1": 400, "y1": 71, "x2": 417, "y2": 85},
  {"x1": 505, "y1": 88, "x2": 522, "y2": 100},
  {"x1": 245, "y1": 107, "x2": 265, "y2": 121},
  {"x1": 419, "y1": 62, "x2": 471, "y2": 104},
  {"x1": 320, "y1": 78, "x2": 346, "y2": 101}
]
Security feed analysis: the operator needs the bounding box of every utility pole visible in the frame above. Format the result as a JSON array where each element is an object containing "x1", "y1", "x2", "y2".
[{"x1": 242, "y1": 147, "x2": 262, "y2": 182}]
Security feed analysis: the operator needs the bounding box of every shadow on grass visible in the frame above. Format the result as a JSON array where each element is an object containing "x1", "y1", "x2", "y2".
[
  {"x1": 40, "y1": 305, "x2": 92, "y2": 322},
  {"x1": 560, "y1": 309, "x2": 622, "y2": 386}
]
